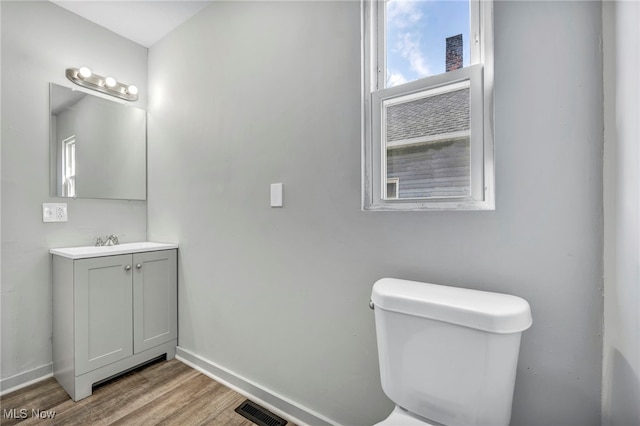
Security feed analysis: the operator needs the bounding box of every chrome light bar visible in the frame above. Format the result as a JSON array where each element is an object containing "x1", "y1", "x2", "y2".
[{"x1": 66, "y1": 67, "x2": 138, "y2": 102}]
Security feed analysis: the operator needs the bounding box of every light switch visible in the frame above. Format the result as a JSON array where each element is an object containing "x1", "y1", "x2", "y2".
[
  {"x1": 270, "y1": 183, "x2": 283, "y2": 207},
  {"x1": 43, "y1": 203, "x2": 56, "y2": 222}
]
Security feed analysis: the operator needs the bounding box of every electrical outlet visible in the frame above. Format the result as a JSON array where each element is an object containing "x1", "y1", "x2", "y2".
[
  {"x1": 43, "y1": 203, "x2": 68, "y2": 222},
  {"x1": 56, "y1": 203, "x2": 68, "y2": 222}
]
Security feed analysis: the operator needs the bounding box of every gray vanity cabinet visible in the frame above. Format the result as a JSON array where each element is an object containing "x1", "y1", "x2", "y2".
[
  {"x1": 132, "y1": 250, "x2": 178, "y2": 353},
  {"x1": 52, "y1": 248, "x2": 177, "y2": 401},
  {"x1": 74, "y1": 254, "x2": 134, "y2": 375}
]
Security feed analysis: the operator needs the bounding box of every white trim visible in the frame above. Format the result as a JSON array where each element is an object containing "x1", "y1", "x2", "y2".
[
  {"x1": 386, "y1": 130, "x2": 470, "y2": 150},
  {"x1": 480, "y1": 0, "x2": 495, "y2": 210},
  {"x1": 375, "y1": 0, "x2": 385, "y2": 91},
  {"x1": 0, "y1": 363, "x2": 53, "y2": 395},
  {"x1": 470, "y1": 0, "x2": 481, "y2": 65},
  {"x1": 383, "y1": 80, "x2": 471, "y2": 107},
  {"x1": 175, "y1": 347, "x2": 342, "y2": 426},
  {"x1": 386, "y1": 177, "x2": 399, "y2": 199},
  {"x1": 361, "y1": 0, "x2": 375, "y2": 209}
]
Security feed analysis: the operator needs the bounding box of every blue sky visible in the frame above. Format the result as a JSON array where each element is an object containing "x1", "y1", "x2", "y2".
[{"x1": 386, "y1": 0, "x2": 470, "y2": 87}]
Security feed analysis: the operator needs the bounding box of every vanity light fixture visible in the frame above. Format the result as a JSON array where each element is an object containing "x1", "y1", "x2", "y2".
[{"x1": 66, "y1": 67, "x2": 139, "y2": 102}]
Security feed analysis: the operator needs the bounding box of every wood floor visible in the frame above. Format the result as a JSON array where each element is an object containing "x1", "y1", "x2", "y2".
[{"x1": 1, "y1": 358, "x2": 294, "y2": 426}]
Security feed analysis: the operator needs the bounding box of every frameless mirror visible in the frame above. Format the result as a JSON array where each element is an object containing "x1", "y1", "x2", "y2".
[{"x1": 49, "y1": 83, "x2": 146, "y2": 200}]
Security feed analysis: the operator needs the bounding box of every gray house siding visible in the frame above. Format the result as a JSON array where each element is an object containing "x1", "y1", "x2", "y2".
[
  {"x1": 385, "y1": 87, "x2": 470, "y2": 199},
  {"x1": 387, "y1": 138, "x2": 470, "y2": 199}
]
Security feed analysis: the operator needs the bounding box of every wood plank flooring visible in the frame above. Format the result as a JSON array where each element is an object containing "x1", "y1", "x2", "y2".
[{"x1": 1, "y1": 359, "x2": 294, "y2": 426}]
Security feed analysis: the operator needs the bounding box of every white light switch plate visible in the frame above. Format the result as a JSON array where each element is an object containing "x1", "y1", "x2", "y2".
[
  {"x1": 43, "y1": 203, "x2": 68, "y2": 222},
  {"x1": 270, "y1": 183, "x2": 283, "y2": 207}
]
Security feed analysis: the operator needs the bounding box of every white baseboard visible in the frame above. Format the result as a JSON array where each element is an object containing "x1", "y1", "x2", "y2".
[
  {"x1": 176, "y1": 346, "x2": 341, "y2": 426},
  {"x1": 1, "y1": 363, "x2": 53, "y2": 396}
]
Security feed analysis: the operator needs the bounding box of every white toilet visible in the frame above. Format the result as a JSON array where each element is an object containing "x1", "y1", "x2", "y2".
[{"x1": 371, "y1": 278, "x2": 532, "y2": 426}]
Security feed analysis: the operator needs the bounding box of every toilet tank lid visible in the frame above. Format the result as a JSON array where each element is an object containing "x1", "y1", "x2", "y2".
[{"x1": 371, "y1": 278, "x2": 533, "y2": 333}]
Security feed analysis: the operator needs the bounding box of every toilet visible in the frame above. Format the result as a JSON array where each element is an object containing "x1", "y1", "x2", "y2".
[{"x1": 370, "y1": 278, "x2": 532, "y2": 426}]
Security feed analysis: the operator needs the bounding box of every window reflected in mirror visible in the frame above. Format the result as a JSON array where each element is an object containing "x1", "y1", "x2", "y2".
[{"x1": 50, "y1": 83, "x2": 147, "y2": 200}]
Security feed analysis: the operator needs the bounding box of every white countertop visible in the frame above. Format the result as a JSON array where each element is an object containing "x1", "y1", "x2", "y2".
[{"x1": 50, "y1": 242, "x2": 178, "y2": 259}]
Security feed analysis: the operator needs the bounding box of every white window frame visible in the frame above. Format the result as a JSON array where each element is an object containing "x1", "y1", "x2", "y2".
[
  {"x1": 386, "y1": 177, "x2": 399, "y2": 199},
  {"x1": 362, "y1": 0, "x2": 495, "y2": 211},
  {"x1": 62, "y1": 135, "x2": 76, "y2": 197}
]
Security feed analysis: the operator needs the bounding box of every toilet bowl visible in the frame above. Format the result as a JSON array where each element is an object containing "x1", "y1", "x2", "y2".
[{"x1": 370, "y1": 278, "x2": 532, "y2": 426}]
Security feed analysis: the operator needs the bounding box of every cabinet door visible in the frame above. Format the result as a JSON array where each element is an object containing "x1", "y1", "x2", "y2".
[
  {"x1": 133, "y1": 250, "x2": 177, "y2": 353},
  {"x1": 75, "y1": 254, "x2": 133, "y2": 375}
]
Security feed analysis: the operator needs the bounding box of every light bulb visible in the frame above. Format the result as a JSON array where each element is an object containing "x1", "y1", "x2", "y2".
[
  {"x1": 104, "y1": 77, "x2": 117, "y2": 88},
  {"x1": 78, "y1": 67, "x2": 92, "y2": 78},
  {"x1": 127, "y1": 85, "x2": 138, "y2": 95}
]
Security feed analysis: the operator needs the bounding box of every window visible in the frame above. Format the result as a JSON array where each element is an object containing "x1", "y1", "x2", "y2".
[
  {"x1": 387, "y1": 177, "x2": 399, "y2": 199},
  {"x1": 62, "y1": 135, "x2": 76, "y2": 197},
  {"x1": 362, "y1": 0, "x2": 494, "y2": 210}
]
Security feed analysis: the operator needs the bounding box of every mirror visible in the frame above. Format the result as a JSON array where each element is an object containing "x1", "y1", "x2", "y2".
[{"x1": 50, "y1": 83, "x2": 146, "y2": 200}]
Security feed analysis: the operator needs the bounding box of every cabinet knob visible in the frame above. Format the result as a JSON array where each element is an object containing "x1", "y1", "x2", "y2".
[
  {"x1": 136, "y1": 264, "x2": 142, "y2": 269},
  {"x1": 125, "y1": 265, "x2": 131, "y2": 271}
]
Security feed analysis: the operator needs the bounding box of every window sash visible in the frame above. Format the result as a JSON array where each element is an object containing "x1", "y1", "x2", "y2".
[{"x1": 372, "y1": 64, "x2": 484, "y2": 203}]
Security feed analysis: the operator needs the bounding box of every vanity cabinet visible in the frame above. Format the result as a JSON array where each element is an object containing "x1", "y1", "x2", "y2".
[{"x1": 52, "y1": 244, "x2": 177, "y2": 401}]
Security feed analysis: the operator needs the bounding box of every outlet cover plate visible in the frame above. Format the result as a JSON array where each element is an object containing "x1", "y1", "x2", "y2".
[{"x1": 43, "y1": 203, "x2": 68, "y2": 222}]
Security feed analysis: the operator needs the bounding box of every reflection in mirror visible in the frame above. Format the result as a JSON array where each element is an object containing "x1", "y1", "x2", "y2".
[{"x1": 50, "y1": 83, "x2": 146, "y2": 200}]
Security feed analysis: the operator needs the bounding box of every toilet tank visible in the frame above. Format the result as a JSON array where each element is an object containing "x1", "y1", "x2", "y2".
[{"x1": 371, "y1": 278, "x2": 532, "y2": 426}]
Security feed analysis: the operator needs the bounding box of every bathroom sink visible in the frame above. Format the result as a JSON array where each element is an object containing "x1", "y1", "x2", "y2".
[{"x1": 50, "y1": 242, "x2": 178, "y2": 259}]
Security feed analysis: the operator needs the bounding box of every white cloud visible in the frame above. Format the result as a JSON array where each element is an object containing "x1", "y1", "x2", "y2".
[
  {"x1": 387, "y1": 0, "x2": 423, "y2": 29},
  {"x1": 386, "y1": 1, "x2": 432, "y2": 80},
  {"x1": 397, "y1": 32, "x2": 431, "y2": 77},
  {"x1": 387, "y1": 70, "x2": 408, "y2": 87}
]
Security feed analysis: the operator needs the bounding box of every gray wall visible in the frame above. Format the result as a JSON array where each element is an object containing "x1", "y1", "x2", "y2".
[
  {"x1": 1, "y1": 1, "x2": 147, "y2": 387},
  {"x1": 602, "y1": 1, "x2": 640, "y2": 424},
  {"x1": 147, "y1": 1, "x2": 603, "y2": 425}
]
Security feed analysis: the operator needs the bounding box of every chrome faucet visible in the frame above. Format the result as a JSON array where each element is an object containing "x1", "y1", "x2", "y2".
[{"x1": 95, "y1": 235, "x2": 119, "y2": 246}]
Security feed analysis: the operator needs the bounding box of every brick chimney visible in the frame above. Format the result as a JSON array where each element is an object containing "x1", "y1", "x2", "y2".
[{"x1": 446, "y1": 34, "x2": 463, "y2": 72}]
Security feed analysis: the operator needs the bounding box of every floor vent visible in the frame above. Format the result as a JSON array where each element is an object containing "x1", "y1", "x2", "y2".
[{"x1": 235, "y1": 399, "x2": 287, "y2": 426}]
